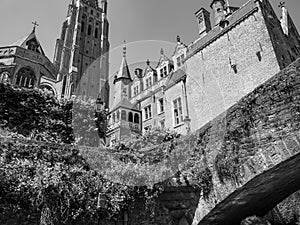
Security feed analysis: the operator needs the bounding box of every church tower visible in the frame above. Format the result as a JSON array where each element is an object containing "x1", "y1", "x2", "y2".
[{"x1": 53, "y1": 0, "x2": 110, "y2": 105}]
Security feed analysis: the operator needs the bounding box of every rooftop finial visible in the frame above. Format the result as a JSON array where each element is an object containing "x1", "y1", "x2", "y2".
[
  {"x1": 278, "y1": 1, "x2": 285, "y2": 8},
  {"x1": 32, "y1": 21, "x2": 39, "y2": 33},
  {"x1": 146, "y1": 59, "x2": 150, "y2": 66},
  {"x1": 177, "y1": 35, "x2": 181, "y2": 43},
  {"x1": 123, "y1": 40, "x2": 126, "y2": 58}
]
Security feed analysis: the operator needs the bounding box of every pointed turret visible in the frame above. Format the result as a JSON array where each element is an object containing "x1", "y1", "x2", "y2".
[{"x1": 113, "y1": 41, "x2": 132, "y2": 84}]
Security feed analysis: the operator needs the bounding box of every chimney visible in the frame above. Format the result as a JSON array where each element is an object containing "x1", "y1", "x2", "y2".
[
  {"x1": 210, "y1": 0, "x2": 226, "y2": 26},
  {"x1": 195, "y1": 8, "x2": 212, "y2": 38}
]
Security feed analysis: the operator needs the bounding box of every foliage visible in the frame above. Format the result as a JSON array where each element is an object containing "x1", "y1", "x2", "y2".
[
  {"x1": 0, "y1": 133, "x2": 129, "y2": 225},
  {"x1": 0, "y1": 83, "x2": 108, "y2": 146}
]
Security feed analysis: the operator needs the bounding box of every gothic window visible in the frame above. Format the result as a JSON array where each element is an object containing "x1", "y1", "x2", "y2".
[
  {"x1": 27, "y1": 40, "x2": 39, "y2": 53},
  {"x1": 91, "y1": 9, "x2": 94, "y2": 15},
  {"x1": 121, "y1": 110, "x2": 127, "y2": 121},
  {"x1": 61, "y1": 75, "x2": 67, "y2": 97},
  {"x1": 88, "y1": 24, "x2": 92, "y2": 35},
  {"x1": 112, "y1": 113, "x2": 116, "y2": 123},
  {"x1": 144, "y1": 105, "x2": 152, "y2": 120},
  {"x1": 134, "y1": 114, "x2": 139, "y2": 124},
  {"x1": 0, "y1": 71, "x2": 11, "y2": 84},
  {"x1": 128, "y1": 112, "x2": 133, "y2": 122},
  {"x1": 173, "y1": 97, "x2": 183, "y2": 126},
  {"x1": 95, "y1": 28, "x2": 99, "y2": 38},
  {"x1": 160, "y1": 120, "x2": 165, "y2": 129},
  {"x1": 15, "y1": 67, "x2": 36, "y2": 88}
]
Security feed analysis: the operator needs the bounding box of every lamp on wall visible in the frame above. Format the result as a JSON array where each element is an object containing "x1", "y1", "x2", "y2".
[{"x1": 229, "y1": 57, "x2": 238, "y2": 74}]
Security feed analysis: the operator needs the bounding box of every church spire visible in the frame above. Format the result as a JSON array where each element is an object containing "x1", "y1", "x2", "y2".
[{"x1": 113, "y1": 41, "x2": 132, "y2": 84}]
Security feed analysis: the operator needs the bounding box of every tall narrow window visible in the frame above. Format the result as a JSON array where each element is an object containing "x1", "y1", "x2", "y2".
[
  {"x1": 173, "y1": 98, "x2": 183, "y2": 126},
  {"x1": 95, "y1": 28, "x2": 99, "y2": 38},
  {"x1": 0, "y1": 72, "x2": 10, "y2": 84},
  {"x1": 144, "y1": 105, "x2": 152, "y2": 120},
  {"x1": 134, "y1": 114, "x2": 140, "y2": 124},
  {"x1": 81, "y1": 22, "x2": 85, "y2": 32},
  {"x1": 158, "y1": 98, "x2": 164, "y2": 114},
  {"x1": 128, "y1": 112, "x2": 133, "y2": 122},
  {"x1": 121, "y1": 110, "x2": 127, "y2": 121},
  {"x1": 88, "y1": 24, "x2": 92, "y2": 35}
]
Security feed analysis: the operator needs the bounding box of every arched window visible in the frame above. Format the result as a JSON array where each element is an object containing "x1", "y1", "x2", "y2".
[
  {"x1": 112, "y1": 113, "x2": 116, "y2": 123},
  {"x1": 128, "y1": 112, "x2": 133, "y2": 122},
  {"x1": 121, "y1": 110, "x2": 127, "y2": 121},
  {"x1": 61, "y1": 75, "x2": 67, "y2": 97},
  {"x1": 39, "y1": 84, "x2": 55, "y2": 95},
  {"x1": 88, "y1": 24, "x2": 92, "y2": 35},
  {"x1": 116, "y1": 111, "x2": 120, "y2": 121},
  {"x1": 134, "y1": 113, "x2": 140, "y2": 124},
  {"x1": 81, "y1": 22, "x2": 85, "y2": 32},
  {"x1": 15, "y1": 67, "x2": 35, "y2": 88},
  {"x1": 95, "y1": 28, "x2": 99, "y2": 38},
  {"x1": 0, "y1": 71, "x2": 11, "y2": 84}
]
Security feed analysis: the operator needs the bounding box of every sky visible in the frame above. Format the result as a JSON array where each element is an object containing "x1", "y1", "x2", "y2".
[{"x1": 1, "y1": 0, "x2": 300, "y2": 75}]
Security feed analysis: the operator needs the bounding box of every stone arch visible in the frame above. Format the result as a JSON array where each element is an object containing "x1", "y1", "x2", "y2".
[
  {"x1": 15, "y1": 67, "x2": 36, "y2": 88},
  {"x1": 39, "y1": 83, "x2": 57, "y2": 96}
]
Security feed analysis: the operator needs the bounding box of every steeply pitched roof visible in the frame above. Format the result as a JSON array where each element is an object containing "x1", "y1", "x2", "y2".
[
  {"x1": 186, "y1": 0, "x2": 257, "y2": 61},
  {"x1": 114, "y1": 56, "x2": 132, "y2": 82},
  {"x1": 11, "y1": 30, "x2": 45, "y2": 56},
  {"x1": 110, "y1": 98, "x2": 139, "y2": 112}
]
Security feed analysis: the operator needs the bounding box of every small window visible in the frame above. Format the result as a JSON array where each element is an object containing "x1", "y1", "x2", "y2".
[
  {"x1": 128, "y1": 112, "x2": 133, "y2": 122},
  {"x1": 134, "y1": 114, "x2": 140, "y2": 124},
  {"x1": 160, "y1": 120, "x2": 165, "y2": 129},
  {"x1": 81, "y1": 22, "x2": 85, "y2": 32},
  {"x1": 95, "y1": 28, "x2": 99, "y2": 38},
  {"x1": 121, "y1": 110, "x2": 127, "y2": 121},
  {"x1": 88, "y1": 24, "x2": 92, "y2": 35},
  {"x1": 158, "y1": 98, "x2": 164, "y2": 114},
  {"x1": 173, "y1": 97, "x2": 183, "y2": 126},
  {"x1": 133, "y1": 85, "x2": 139, "y2": 96},
  {"x1": 144, "y1": 105, "x2": 152, "y2": 120},
  {"x1": 91, "y1": 10, "x2": 94, "y2": 15},
  {"x1": 112, "y1": 113, "x2": 116, "y2": 123},
  {"x1": 145, "y1": 77, "x2": 152, "y2": 88},
  {"x1": 160, "y1": 66, "x2": 167, "y2": 78}
]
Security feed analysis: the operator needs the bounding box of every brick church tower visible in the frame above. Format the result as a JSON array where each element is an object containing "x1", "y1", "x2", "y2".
[{"x1": 53, "y1": 0, "x2": 110, "y2": 105}]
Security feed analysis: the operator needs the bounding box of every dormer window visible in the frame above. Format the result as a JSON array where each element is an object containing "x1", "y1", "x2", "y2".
[
  {"x1": 146, "y1": 77, "x2": 152, "y2": 88},
  {"x1": 176, "y1": 54, "x2": 185, "y2": 67},
  {"x1": 133, "y1": 85, "x2": 139, "y2": 96},
  {"x1": 160, "y1": 66, "x2": 167, "y2": 78}
]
